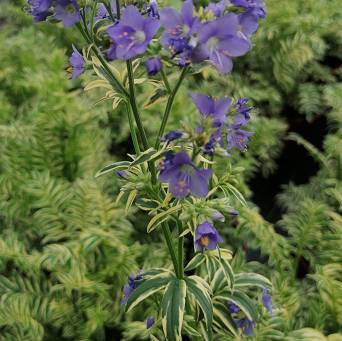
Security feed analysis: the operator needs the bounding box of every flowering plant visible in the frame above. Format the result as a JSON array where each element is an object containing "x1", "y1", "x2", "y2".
[{"x1": 27, "y1": 0, "x2": 273, "y2": 339}]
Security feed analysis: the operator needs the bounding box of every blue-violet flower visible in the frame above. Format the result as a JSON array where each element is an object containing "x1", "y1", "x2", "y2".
[
  {"x1": 121, "y1": 270, "x2": 143, "y2": 305},
  {"x1": 107, "y1": 5, "x2": 160, "y2": 60},
  {"x1": 146, "y1": 317, "x2": 155, "y2": 329},
  {"x1": 145, "y1": 57, "x2": 162, "y2": 76},
  {"x1": 69, "y1": 45, "x2": 85, "y2": 80},
  {"x1": 197, "y1": 13, "x2": 251, "y2": 74},
  {"x1": 262, "y1": 288, "x2": 273, "y2": 315},
  {"x1": 159, "y1": 152, "x2": 212, "y2": 198},
  {"x1": 28, "y1": 0, "x2": 52, "y2": 22},
  {"x1": 195, "y1": 221, "x2": 223, "y2": 251},
  {"x1": 162, "y1": 130, "x2": 183, "y2": 142},
  {"x1": 55, "y1": 0, "x2": 80, "y2": 27}
]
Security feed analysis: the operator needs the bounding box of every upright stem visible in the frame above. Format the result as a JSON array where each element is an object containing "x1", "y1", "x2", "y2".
[
  {"x1": 177, "y1": 219, "x2": 184, "y2": 279},
  {"x1": 154, "y1": 67, "x2": 188, "y2": 150},
  {"x1": 126, "y1": 60, "x2": 158, "y2": 183},
  {"x1": 125, "y1": 104, "x2": 141, "y2": 155},
  {"x1": 125, "y1": 61, "x2": 180, "y2": 275},
  {"x1": 78, "y1": 10, "x2": 180, "y2": 277},
  {"x1": 162, "y1": 222, "x2": 180, "y2": 277},
  {"x1": 115, "y1": 0, "x2": 121, "y2": 19},
  {"x1": 76, "y1": 22, "x2": 128, "y2": 97},
  {"x1": 160, "y1": 67, "x2": 171, "y2": 93}
]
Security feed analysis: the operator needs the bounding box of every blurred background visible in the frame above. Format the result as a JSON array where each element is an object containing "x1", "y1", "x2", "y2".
[{"x1": 0, "y1": 0, "x2": 341, "y2": 340}]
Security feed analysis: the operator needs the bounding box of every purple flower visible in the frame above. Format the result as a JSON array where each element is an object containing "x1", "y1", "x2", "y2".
[
  {"x1": 159, "y1": 152, "x2": 175, "y2": 173},
  {"x1": 69, "y1": 45, "x2": 85, "y2": 80},
  {"x1": 28, "y1": 0, "x2": 52, "y2": 22},
  {"x1": 121, "y1": 270, "x2": 143, "y2": 305},
  {"x1": 195, "y1": 221, "x2": 223, "y2": 252},
  {"x1": 145, "y1": 57, "x2": 162, "y2": 76},
  {"x1": 55, "y1": 0, "x2": 80, "y2": 27},
  {"x1": 159, "y1": 152, "x2": 212, "y2": 198},
  {"x1": 96, "y1": 1, "x2": 116, "y2": 21},
  {"x1": 262, "y1": 288, "x2": 273, "y2": 315},
  {"x1": 212, "y1": 211, "x2": 225, "y2": 222},
  {"x1": 197, "y1": 13, "x2": 251, "y2": 74},
  {"x1": 106, "y1": 43, "x2": 118, "y2": 61},
  {"x1": 235, "y1": 98, "x2": 252, "y2": 122},
  {"x1": 146, "y1": 0, "x2": 160, "y2": 20},
  {"x1": 238, "y1": 9, "x2": 260, "y2": 37},
  {"x1": 227, "y1": 128, "x2": 253, "y2": 151},
  {"x1": 146, "y1": 317, "x2": 155, "y2": 329},
  {"x1": 191, "y1": 93, "x2": 231, "y2": 127},
  {"x1": 228, "y1": 302, "x2": 241, "y2": 313},
  {"x1": 203, "y1": 137, "x2": 216, "y2": 156},
  {"x1": 234, "y1": 318, "x2": 255, "y2": 336},
  {"x1": 231, "y1": 0, "x2": 266, "y2": 18},
  {"x1": 107, "y1": 5, "x2": 160, "y2": 60},
  {"x1": 203, "y1": 128, "x2": 225, "y2": 156},
  {"x1": 229, "y1": 208, "x2": 239, "y2": 216},
  {"x1": 162, "y1": 130, "x2": 183, "y2": 142},
  {"x1": 160, "y1": 0, "x2": 200, "y2": 62},
  {"x1": 205, "y1": 0, "x2": 230, "y2": 17}
]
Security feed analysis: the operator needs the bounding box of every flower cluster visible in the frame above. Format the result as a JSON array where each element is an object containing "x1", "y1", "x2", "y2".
[
  {"x1": 28, "y1": 0, "x2": 265, "y2": 78},
  {"x1": 159, "y1": 0, "x2": 265, "y2": 73},
  {"x1": 28, "y1": 0, "x2": 80, "y2": 26}
]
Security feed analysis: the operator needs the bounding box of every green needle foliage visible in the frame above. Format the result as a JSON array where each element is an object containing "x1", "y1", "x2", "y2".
[{"x1": 0, "y1": 14, "x2": 144, "y2": 340}]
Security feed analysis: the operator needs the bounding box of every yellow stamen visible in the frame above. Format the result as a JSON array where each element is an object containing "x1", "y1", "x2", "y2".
[{"x1": 200, "y1": 236, "x2": 209, "y2": 247}]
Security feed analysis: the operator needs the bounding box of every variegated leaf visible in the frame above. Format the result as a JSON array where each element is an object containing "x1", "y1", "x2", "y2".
[
  {"x1": 234, "y1": 273, "x2": 272, "y2": 289},
  {"x1": 185, "y1": 276, "x2": 213, "y2": 340},
  {"x1": 213, "y1": 301, "x2": 239, "y2": 337},
  {"x1": 205, "y1": 254, "x2": 219, "y2": 281},
  {"x1": 215, "y1": 290, "x2": 258, "y2": 321},
  {"x1": 161, "y1": 279, "x2": 187, "y2": 341},
  {"x1": 183, "y1": 320, "x2": 202, "y2": 337},
  {"x1": 126, "y1": 189, "x2": 138, "y2": 214},
  {"x1": 125, "y1": 272, "x2": 173, "y2": 312},
  {"x1": 129, "y1": 148, "x2": 157, "y2": 167},
  {"x1": 210, "y1": 268, "x2": 226, "y2": 294},
  {"x1": 147, "y1": 205, "x2": 182, "y2": 233},
  {"x1": 219, "y1": 257, "x2": 235, "y2": 290},
  {"x1": 95, "y1": 161, "x2": 131, "y2": 178},
  {"x1": 185, "y1": 253, "x2": 205, "y2": 272}
]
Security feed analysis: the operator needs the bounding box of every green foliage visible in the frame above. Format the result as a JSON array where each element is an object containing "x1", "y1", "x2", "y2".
[
  {"x1": 0, "y1": 12, "x2": 145, "y2": 340},
  {"x1": 1, "y1": 0, "x2": 341, "y2": 339}
]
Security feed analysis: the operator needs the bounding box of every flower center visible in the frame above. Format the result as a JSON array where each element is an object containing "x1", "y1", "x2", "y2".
[
  {"x1": 65, "y1": 4, "x2": 76, "y2": 15},
  {"x1": 135, "y1": 30, "x2": 146, "y2": 43},
  {"x1": 175, "y1": 180, "x2": 190, "y2": 195},
  {"x1": 182, "y1": 24, "x2": 190, "y2": 35},
  {"x1": 208, "y1": 37, "x2": 219, "y2": 51},
  {"x1": 200, "y1": 235, "x2": 210, "y2": 247},
  {"x1": 180, "y1": 164, "x2": 195, "y2": 175}
]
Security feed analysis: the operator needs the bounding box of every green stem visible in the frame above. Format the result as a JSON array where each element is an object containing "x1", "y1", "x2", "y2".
[
  {"x1": 126, "y1": 60, "x2": 157, "y2": 183},
  {"x1": 115, "y1": 0, "x2": 121, "y2": 19},
  {"x1": 154, "y1": 67, "x2": 188, "y2": 150},
  {"x1": 76, "y1": 23, "x2": 128, "y2": 97},
  {"x1": 89, "y1": 0, "x2": 98, "y2": 39},
  {"x1": 177, "y1": 219, "x2": 184, "y2": 279},
  {"x1": 162, "y1": 222, "x2": 180, "y2": 277},
  {"x1": 104, "y1": 2, "x2": 116, "y2": 22},
  {"x1": 160, "y1": 67, "x2": 171, "y2": 93},
  {"x1": 125, "y1": 104, "x2": 141, "y2": 155}
]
